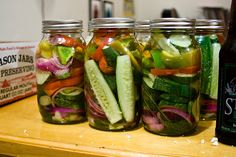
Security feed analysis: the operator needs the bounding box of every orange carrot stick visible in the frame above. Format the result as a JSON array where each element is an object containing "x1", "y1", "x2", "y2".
[
  {"x1": 44, "y1": 76, "x2": 83, "y2": 96},
  {"x1": 99, "y1": 57, "x2": 114, "y2": 74},
  {"x1": 150, "y1": 68, "x2": 179, "y2": 76}
]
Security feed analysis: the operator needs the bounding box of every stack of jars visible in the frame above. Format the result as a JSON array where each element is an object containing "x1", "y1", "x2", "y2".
[{"x1": 35, "y1": 18, "x2": 224, "y2": 136}]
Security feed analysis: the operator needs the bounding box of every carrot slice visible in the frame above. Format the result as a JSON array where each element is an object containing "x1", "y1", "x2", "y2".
[
  {"x1": 91, "y1": 47, "x2": 104, "y2": 61},
  {"x1": 91, "y1": 36, "x2": 110, "y2": 61},
  {"x1": 150, "y1": 68, "x2": 179, "y2": 76},
  {"x1": 179, "y1": 66, "x2": 200, "y2": 74},
  {"x1": 71, "y1": 67, "x2": 84, "y2": 77},
  {"x1": 44, "y1": 76, "x2": 83, "y2": 96},
  {"x1": 99, "y1": 57, "x2": 114, "y2": 74}
]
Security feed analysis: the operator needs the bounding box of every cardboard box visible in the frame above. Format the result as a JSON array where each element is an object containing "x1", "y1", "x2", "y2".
[{"x1": 0, "y1": 42, "x2": 38, "y2": 106}]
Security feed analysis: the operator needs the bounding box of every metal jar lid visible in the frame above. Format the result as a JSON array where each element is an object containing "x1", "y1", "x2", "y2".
[
  {"x1": 151, "y1": 18, "x2": 195, "y2": 30},
  {"x1": 135, "y1": 20, "x2": 150, "y2": 31},
  {"x1": 91, "y1": 18, "x2": 135, "y2": 29},
  {"x1": 42, "y1": 20, "x2": 83, "y2": 33},
  {"x1": 195, "y1": 19, "x2": 225, "y2": 32}
]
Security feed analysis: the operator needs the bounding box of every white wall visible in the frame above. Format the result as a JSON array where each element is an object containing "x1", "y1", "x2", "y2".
[
  {"x1": 0, "y1": 0, "x2": 232, "y2": 41},
  {"x1": 134, "y1": 0, "x2": 231, "y2": 20},
  {"x1": 0, "y1": 0, "x2": 123, "y2": 41},
  {"x1": 43, "y1": 0, "x2": 89, "y2": 37},
  {"x1": 43, "y1": 0, "x2": 124, "y2": 37},
  {"x1": 0, "y1": 0, "x2": 42, "y2": 41}
]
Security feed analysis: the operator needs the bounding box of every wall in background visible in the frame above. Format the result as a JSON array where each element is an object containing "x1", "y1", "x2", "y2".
[
  {"x1": 43, "y1": 0, "x2": 89, "y2": 38},
  {"x1": 134, "y1": 0, "x2": 231, "y2": 20},
  {"x1": 0, "y1": 0, "x2": 231, "y2": 41},
  {"x1": 0, "y1": 0, "x2": 42, "y2": 41},
  {"x1": 0, "y1": 0, "x2": 123, "y2": 41}
]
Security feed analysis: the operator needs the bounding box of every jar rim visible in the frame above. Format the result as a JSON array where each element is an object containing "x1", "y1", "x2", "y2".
[
  {"x1": 150, "y1": 18, "x2": 194, "y2": 30},
  {"x1": 135, "y1": 20, "x2": 150, "y2": 30},
  {"x1": 91, "y1": 17, "x2": 135, "y2": 28},
  {"x1": 195, "y1": 19, "x2": 225, "y2": 31},
  {"x1": 42, "y1": 20, "x2": 83, "y2": 32}
]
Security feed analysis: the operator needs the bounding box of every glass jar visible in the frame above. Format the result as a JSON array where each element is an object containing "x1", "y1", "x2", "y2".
[
  {"x1": 195, "y1": 19, "x2": 225, "y2": 120},
  {"x1": 36, "y1": 20, "x2": 86, "y2": 124},
  {"x1": 135, "y1": 20, "x2": 151, "y2": 48},
  {"x1": 85, "y1": 18, "x2": 142, "y2": 131},
  {"x1": 141, "y1": 18, "x2": 201, "y2": 136}
]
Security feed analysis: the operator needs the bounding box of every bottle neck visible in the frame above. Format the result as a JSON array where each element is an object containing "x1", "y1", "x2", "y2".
[{"x1": 227, "y1": 0, "x2": 236, "y2": 37}]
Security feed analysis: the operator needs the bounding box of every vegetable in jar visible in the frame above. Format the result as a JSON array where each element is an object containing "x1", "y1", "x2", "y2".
[
  {"x1": 85, "y1": 18, "x2": 142, "y2": 131},
  {"x1": 36, "y1": 20, "x2": 86, "y2": 124},
  {"x1": 141, "y1": 18, "x2": 201, "y2": 136},
  {"x1": 195, "y1": 19, "x2": 225, "y2": 120}
]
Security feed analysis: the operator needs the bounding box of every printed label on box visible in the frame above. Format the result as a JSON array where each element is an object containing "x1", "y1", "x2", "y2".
[{"x1": 0, "y1": 42, "x2": 38, "y2": 105}]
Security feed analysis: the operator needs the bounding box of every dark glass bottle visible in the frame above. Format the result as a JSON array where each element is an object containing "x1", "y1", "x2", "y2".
[{"x1": 216, "y1": 0, "x2": 236, "y2": 145}]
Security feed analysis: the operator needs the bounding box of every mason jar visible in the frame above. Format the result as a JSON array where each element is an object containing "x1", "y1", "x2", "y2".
[
  {"x1": 84, "y1": 18, "x2": 142, "y2": 131},
  {"x1": 141, "y1": 18, "x2": 201, "y2": 136},
  {"x1": 135, "y1": 20, "x2": 151, "y2": 49},
  {"x1": 36, "y1": 20, "x2": 86, "y2": 124},
  {"x1": 195, "y1": 19, "x2": 225, "y2": 120}
]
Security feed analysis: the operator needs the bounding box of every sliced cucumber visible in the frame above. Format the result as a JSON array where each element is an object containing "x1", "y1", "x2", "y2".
[
  {"x1": 103, "y1": 74, "x2": 117, "y2": 92},
  {"x1": 169, "y1": 35, "x2": 192, "y2": 48},
  {"x1": 102, "y1": 46, "x2": 120, "y2": 68},
  {"x1": 157, "y1": 35, "x2": 180, "y2": 56},
  {"x1": 116, "y1": 55, "x2": 135, "y2": 122},
  {"x1": 160, "y1": 93, "x2": 190, "y2": 104},
  {"x1": 198, "y1": 36, "x2": 213, "y2": 95},
  {"x1": 59, "y1": 87, "x2": 83, "y2": 100},
  {"x1": 85, "y1": 60, "x2": 122, "y2": 124},
  {"x1": 143, "y1": 77, "x2": 154, "y2": 89},
  {"x1": 171, "y1": 73, "x2": 199, "y2": 84},
  {"x1": 39, "y1": 95, "x2": 52, "y2": 106},
  {"x1": 153, "y1": 77, "x2": 197, "y2": 99},
  {"x1": 54, "y1": 87, "x2": 84, "y2": 109},
  {"x1": 209, "y1": 43, "x2": 221, "y2": 99},
  {"x1": 36, "y1": 70, "x2": 51, "y2": 85}
]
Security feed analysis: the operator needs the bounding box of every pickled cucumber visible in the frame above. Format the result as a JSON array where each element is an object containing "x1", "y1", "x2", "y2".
[
  {"x1": 85, "y1": 60, "x2": 122, "y2": 124},
  {"x1": 116, "y1": 55, "x2": 135, "y2": 122}
]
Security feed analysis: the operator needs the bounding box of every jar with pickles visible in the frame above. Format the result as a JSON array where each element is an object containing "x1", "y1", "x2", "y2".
[
  {"x1": 195, "y1": 19, "x2": 225, "y2": 120},
  {"x1": 36, "y1": 20, "x2": 86, "y2": 124},
  {"x1": 85, "y1": 18, "x2": 142, "y2": 131},
  {"x1": 141, "y1": 18, "x2": 201, "y2": 136}
]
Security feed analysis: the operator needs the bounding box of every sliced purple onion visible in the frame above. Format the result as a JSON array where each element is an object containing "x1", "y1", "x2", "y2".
[
  {"x1": 85, "y1": 91, "x2": 107, "y2": 119},
  {"x1": 36, "y1": 56, "x2": 72, "y2": 77},
  {"x1": 51, "y1": 53, "x2": 73, "y2": 69},
  {"x1": 142, "y1": 110, "x2": 164, "y2": 131},
  {"x1": 51, "y1": 107, "x2": 84, "y2": 113},
  {"x1": 36, "y1": 58, "x2": 60, "y2": 72},
  {"x1": 201, "y1": 104, "x2": 217, "y2": 113},
  {"x1": 201, "y1": 99, "x2": 217, "y2": 113},
  {"x1": 160, "y1": 106, "x2": 194, "y2": 124},
  {"x1": 49, "y1": 35, "x2": 66, "y2": 45},
  {"x1": 50, "y1": 107, "x2": 84, "y2": 118}
]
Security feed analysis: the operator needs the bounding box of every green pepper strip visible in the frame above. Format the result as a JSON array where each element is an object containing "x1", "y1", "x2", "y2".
[{"x1": 110, "y1": 40, "x2": 141, "y2": 72}]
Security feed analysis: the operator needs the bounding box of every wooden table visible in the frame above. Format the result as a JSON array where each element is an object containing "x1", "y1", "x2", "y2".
[{"x1": 0, "y1": 95, "x2": 235, "y2": 157}]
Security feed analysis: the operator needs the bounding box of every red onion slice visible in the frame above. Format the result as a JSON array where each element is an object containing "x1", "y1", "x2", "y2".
[{"x1": 160, "y1": 106, "x2": 194, "y2": 124}]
